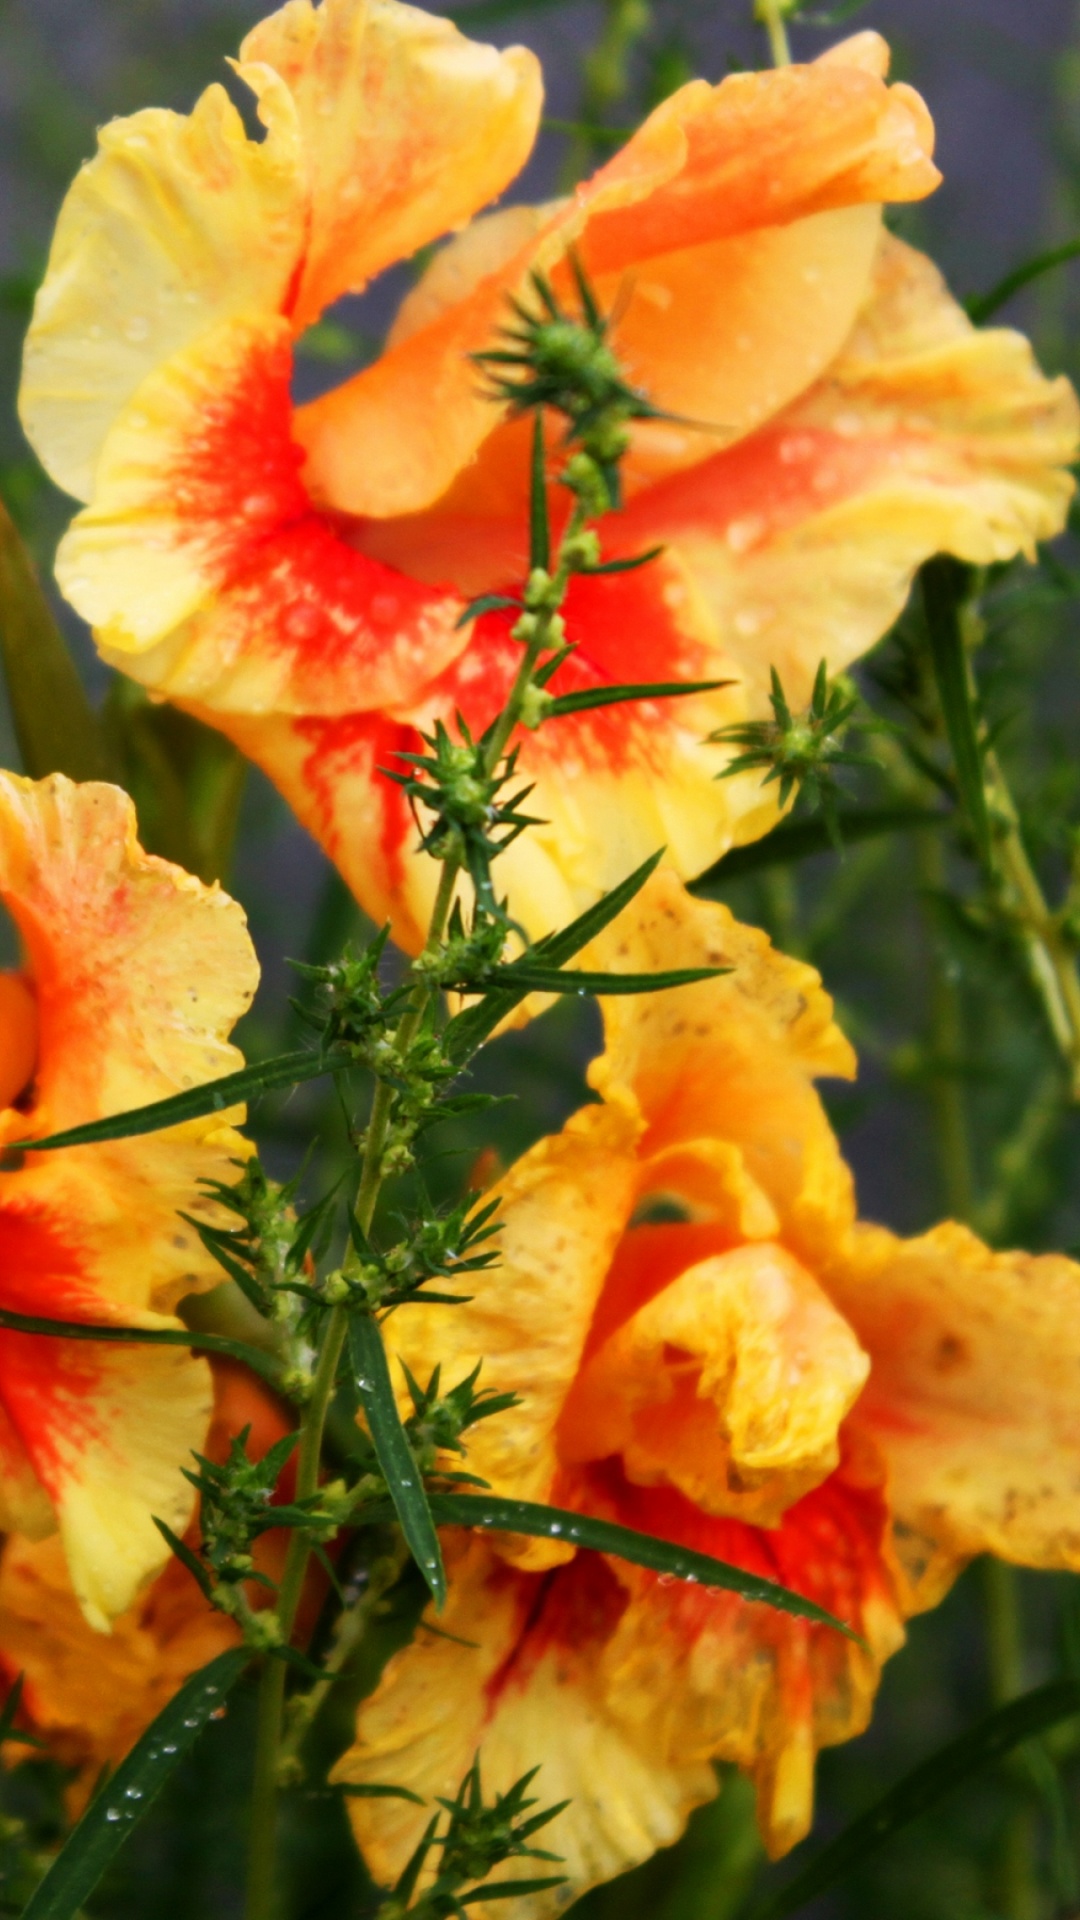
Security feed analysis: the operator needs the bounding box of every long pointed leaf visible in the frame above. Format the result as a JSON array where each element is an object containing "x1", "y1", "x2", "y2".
[
  {"x1": 475, "y1": 965, "x2": 723, "y2": 996},
  {"x1": 544, "y1": 678, "x2": 731, "y2": 719},
  {"x1": 349, "y1": 1316, "x2": 447, "y2": 1608},
  {"x1": 443, "y1": 849, "x2": 665, "y2": 1062},
  {"x1": 15, "y1": 1046, "x2": 353, "y2": 1153},
  {"x1": 366, "y1": 1492, "x2": 858, "y2": 1639},
  {"x1": 750, "y1": 1679, "x2": 1080, "y2": 1920},
  {"x1": 0, "y1": 1306, "x2": 287, "y2": 1391},
  {"x1": 0, "y1": 500, "x2": 118, "y2": 783},
  {"x1": 920, "y1": 558, "x2": 992, "y2": 868},
  {"x1": 691, "y1": 806, "x2": 947, "y2": 890},
  {"x1": 966, "y1": 238, "x2": 1080, "y2": 324},
  {"x1": 22, "y1": 1647, "x2": 249, "y2": 1920}
]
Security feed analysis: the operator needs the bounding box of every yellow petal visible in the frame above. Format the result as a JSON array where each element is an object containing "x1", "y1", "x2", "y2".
[
  {"x1": 56, "y1": 315, "x2": 466, "y2": 714},
  {"x1": 827, "y1": 1219, "x2": 1080, "y2": 1608},
  {"x1": 559, "y1": 1244, "x2": 869, "y2": 1525},
  {"x1": 589, "y1": 871, "x2": 856, "y2": 1265},
  {"x1": 19, "y1": 65, "x2": 304, "y2": 504},
  {"x1": 384, "y1": 1111, "x2": 638, "y2": 1566},
  {"x1": 336, "y1": 1536, "x2": 716, "y2": 1914},
  {"x1": 240, "y1": 0, "x2": 542, "y2": 333}
]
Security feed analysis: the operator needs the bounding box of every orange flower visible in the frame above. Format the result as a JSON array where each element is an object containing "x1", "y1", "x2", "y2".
[
  {"x1": 0, "y1": 1363, "x2": 292, "y2": 1796},
  {"x1": 0, "y1": 774, "x2": 257, "y2": 1629},
  {"x1": 19, "y1": 4, "x2": 1078, "y2": 949},
  {"x1": 334, "y1": 873, "x2": 1080, "y2": 1905}
]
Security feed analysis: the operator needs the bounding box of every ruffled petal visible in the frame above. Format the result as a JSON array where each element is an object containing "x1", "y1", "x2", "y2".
[
  {"x1": 340, "y1": 1448, "x2": 903, "y2": 1903},
  {"x1": 589, "y1": 872, "x2": 856, "y2": 1265},
  {"x1": 384, "y1": 1110, "x2": 638, "y2": 1567},
  {"x1": 56, "y1": 316, "x2": 466, "y2": 715},
  {"x1": 558, "y1": 1245, "x2": 869, "y2": 1525},
  {"x1": 298, "y1": 42, "x2": 937, "y2": 520},
  {"x1": 826, "y1": 1220, "x2": 1080, "y2": 1608},
  {"x1": 19, "y1": 0, "x2": 541, "y2": 505},
  {"x1": 0, "y1": 776, "x2": 260, "y2": 1620},
  {"x1": 618, "y1": 236, "x2": 1080, "y2": 707},
  {"x1": 240, "y1": 0, "x2": 542, "y2": 333}
]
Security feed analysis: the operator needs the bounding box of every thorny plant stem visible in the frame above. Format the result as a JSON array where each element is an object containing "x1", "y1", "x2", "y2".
[
  {"x1": 755, "y1": 0, "x2": 793, "y2": 68},
  {"x1": 244, "y1": 490, "x2": 588, "y2": 1920}
]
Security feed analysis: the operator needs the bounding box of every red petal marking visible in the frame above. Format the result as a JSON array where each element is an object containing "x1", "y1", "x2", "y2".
[
  {"x1": 0, "y1": 975, "x2": 37, "y2": 1112},
  {"x1": 162, "y1": 329, "x2": 463, "y2": 709},
  {"x1": 295, "y1": 711, "x2": 418, "y2": 888},
  {"x1": 616, "y1": 420, "x2": 906, "y2": 554},
  {"x1": 483, "y1": 1552, "x2": 630, "y2": 1712},
  {"x1": 0, "y1": 1202, "x2": 119, "y2": 1489}
]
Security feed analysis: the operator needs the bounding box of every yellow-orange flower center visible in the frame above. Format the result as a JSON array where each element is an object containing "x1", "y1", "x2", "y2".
[{"x1": 0, "y1": 972, "x2": 38, "y2": 1110}]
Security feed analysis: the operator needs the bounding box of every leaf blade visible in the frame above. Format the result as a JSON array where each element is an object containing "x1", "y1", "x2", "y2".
[
  {"x1": 22, "y1": 1647, "x2": 249, "y2": 1920},
  {"x1": 0, "y1": 1307, "x2": 287, "y2": 1393},
  {"x1": 15, "y1": 1046, "x2": 353, "y2": 1153},
  {"x1": 0, "y1": 499, "x2": 119, "y2": 784},
  {"x1": 349, "y1": 1316, "x2": 447, "y2": 1608},
  {"x1": 544, "y1": 677, "x2": 731, "y2": 719},
  {"x1": 690, "y1": 806, "x2": 947, "y2": 889},
  {"x1": 750, "y1": 1679, "x2": 1080, "y2": 1920},
  {"x1": 920, "y1": 557, "x2": 992, "y2": 868}
]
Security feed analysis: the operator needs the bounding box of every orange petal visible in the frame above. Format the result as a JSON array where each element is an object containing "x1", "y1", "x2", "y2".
[
  {"x1": 558, "y1": 1244, "x2": 869, "y2": 1526},
  {"x1": 827, "y1": 1219, "x2": 1080, "y2": 1608},
  {"x1": 57, "y1": 316, "x2": 466, "y2": 715},
  {"x1": 297, "y1": 41, "x2": 937, "y2": 520},
  {"x1": 240, "y1": 0, "x2": 542, "y2": 333},
  {"x1": 617, "y1": 234, "x2": 1080, "y2": 708},
  {"x1": 0, "y1": 973, "x2": 37, "y2": 1112},
  {"x1": 589, "y1": 871, "x2": 856, "y2": 1266}
]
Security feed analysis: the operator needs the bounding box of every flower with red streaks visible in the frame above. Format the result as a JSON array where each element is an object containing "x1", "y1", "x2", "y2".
[
  {"x1": 334, "y1": 873, "x2": 1080, "y2": 1908},
  {"x1": 0, "y1": 774, "x2": 257, "y2": 1629},
  {"x1": 18, "y1": 2, "x2": 1078, "y2": 948}
]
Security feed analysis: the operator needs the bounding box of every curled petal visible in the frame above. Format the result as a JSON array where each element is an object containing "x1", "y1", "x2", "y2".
[
  {"x1": 827, "y1": 1220, "x2": 1080, "y2": 1607},
  {"x1": 56, "y1": 317, "x2": 466, "y2": 715}
]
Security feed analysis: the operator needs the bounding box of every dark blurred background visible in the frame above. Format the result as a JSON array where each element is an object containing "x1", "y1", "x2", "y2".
[{"x1": 5, "y1": 2, "x2": 1080, "y2": 1917}]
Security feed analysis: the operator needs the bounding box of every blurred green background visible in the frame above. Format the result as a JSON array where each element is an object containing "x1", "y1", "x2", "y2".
[{"x1": 6, "y1": 1, "x2": 1080, "y2": 1916}]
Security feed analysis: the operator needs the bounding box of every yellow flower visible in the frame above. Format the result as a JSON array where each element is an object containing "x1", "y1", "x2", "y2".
[
  {"x1": 19, "y1": 4, "x2": 1079, "y2": 949},
  {"x1": 335, "y1": 873, "x2": 1080, "y2": 1907},
  {"x1": 0, "y1": 774, "x2": 257, "y2": 1629},
  {"x1": 0, "y1": 1363, "x2": 295, "y2": 1797}
]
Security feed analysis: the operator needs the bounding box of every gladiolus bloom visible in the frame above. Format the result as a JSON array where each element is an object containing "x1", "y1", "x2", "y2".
[
  {"x1": 0, "y1": 774, "x2": 257, "y2": 1629},
  {"x1": 19, "y1": 3, "x2": 1079, "y2": 949},
  {"x1": 0, "y1": 1363, "x2": 294, "y2": 1793},
  {"x1": 336, "y1": 873, "x2": 1080, "y2": 1906}
]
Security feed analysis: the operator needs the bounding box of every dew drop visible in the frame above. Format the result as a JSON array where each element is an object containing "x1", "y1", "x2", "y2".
[
  {"x1": 123, "y1": 315, "x2": 151, "y2": 344},
  {"x1": 105, "y1": 1807, "x2": 123, "y2": 1824}
]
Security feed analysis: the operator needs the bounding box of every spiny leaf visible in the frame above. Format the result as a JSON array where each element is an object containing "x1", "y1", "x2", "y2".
[
  {"x1": 364, "y1": 1492, "x2": 859, "y2": 1640},
  {"x1": 152, "y1": 1518, "x2": 215, "y2": 1600},
  {"x1": 21, "y1": 1647, "x2": 249, "y2": 1920},
  {"x1": 920, "y1": 558, "x2": 993, "y2": 869},
  {"x1": 349, "y1": 1316, "x2": 447, "y2": 1609},
  {"x1": 443, "y1": 849, "x2": 665, "y2": 1062},
  {"x1": 0, "y1": 498, "x2": 118, "y2": 783},
  {"x1": 543, "y1": 677, "x2": 731, "y2": 719},
  {"x1": 966, "y1": 237, "x2": 1080, "y2": 324},
  {"x1": 750, "y1": 1679, "x2": 1080, "y2": 1920},
  {"x1": 691, "y1": 805, "x2": 948, "y2": 890},
  {"x1": 0, "y1": 1306, "x2": 287, "y2": 1393},
  {"x1": 14, "y1": 1045, "x2": 354, "y2": 1152}
]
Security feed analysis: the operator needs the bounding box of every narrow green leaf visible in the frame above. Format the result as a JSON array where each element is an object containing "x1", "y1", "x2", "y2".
[
  {"x1": 337, "y1": 1783, "x2": 427, "y2": 1804},
  {"x1": 349, "y1": 1316, "x2": 447, "y2": 1609},
  {"x1": 529, "y1": 413, "x2": 550, "y2": 573},
  {"x1": 444, "y1": 849, "x2": 665, "y2": 1062},
  {"x1": 0, "y1": 1307, "x2": 287, "y2": 1393},
  {"x1": 690, "y1": 805, "x2": 947, "y2": 890},
  {"x1": 920, "y1": 558, "x2": 993, "y2": 868},
  {"x1": 455, "y1": 594, "x2": 521, "y2": 631},
  {"x1": 152, "y1": 1518, "x2": 215, "y2": 1600},
  {"x1": 22, "y1": 1647, "x2": 249, "y2": 1920},
  {"x1": 16, "y1": 1046, "x2": 353, "y2": 1153},
  {"x1": 477, "y1": 964, "x2": 723, "y2": 996},
  {"x1": 544, "y1": 677, "x2": 731, "y2": 719},
  {"x1": 750, "y1": 1679, "x2": 1080, "y2": 1920},
  {"x1": 0, "y1": 499, "x2": 118, "y2": 783},
  {"x1": 577, "y1": 545, "x2": 665, "y2": 576},
  {"x1": 458, "y1": 1881, "x2": 567, "y2": 1905},
  {"x1": 410, "y1": 1493, "x2": 859, "y2": 1640},
  {"x1": 966, "y1": 238, "x2": 1080, "y2": 325}
]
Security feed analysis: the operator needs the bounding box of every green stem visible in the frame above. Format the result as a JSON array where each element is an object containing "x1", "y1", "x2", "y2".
[
  {"x1": 916, "y1": 825, "x2": 975, "y2": 1224},
  {"x1": 754, "y1": 0, "x2": 792, "y2": 66},
  {"x1": 983, "y1": 1559, "x2": 1040, "y2": 1920},
  {"x1": 560, "y1": 0, "x2": 650, "y2": 186}
]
